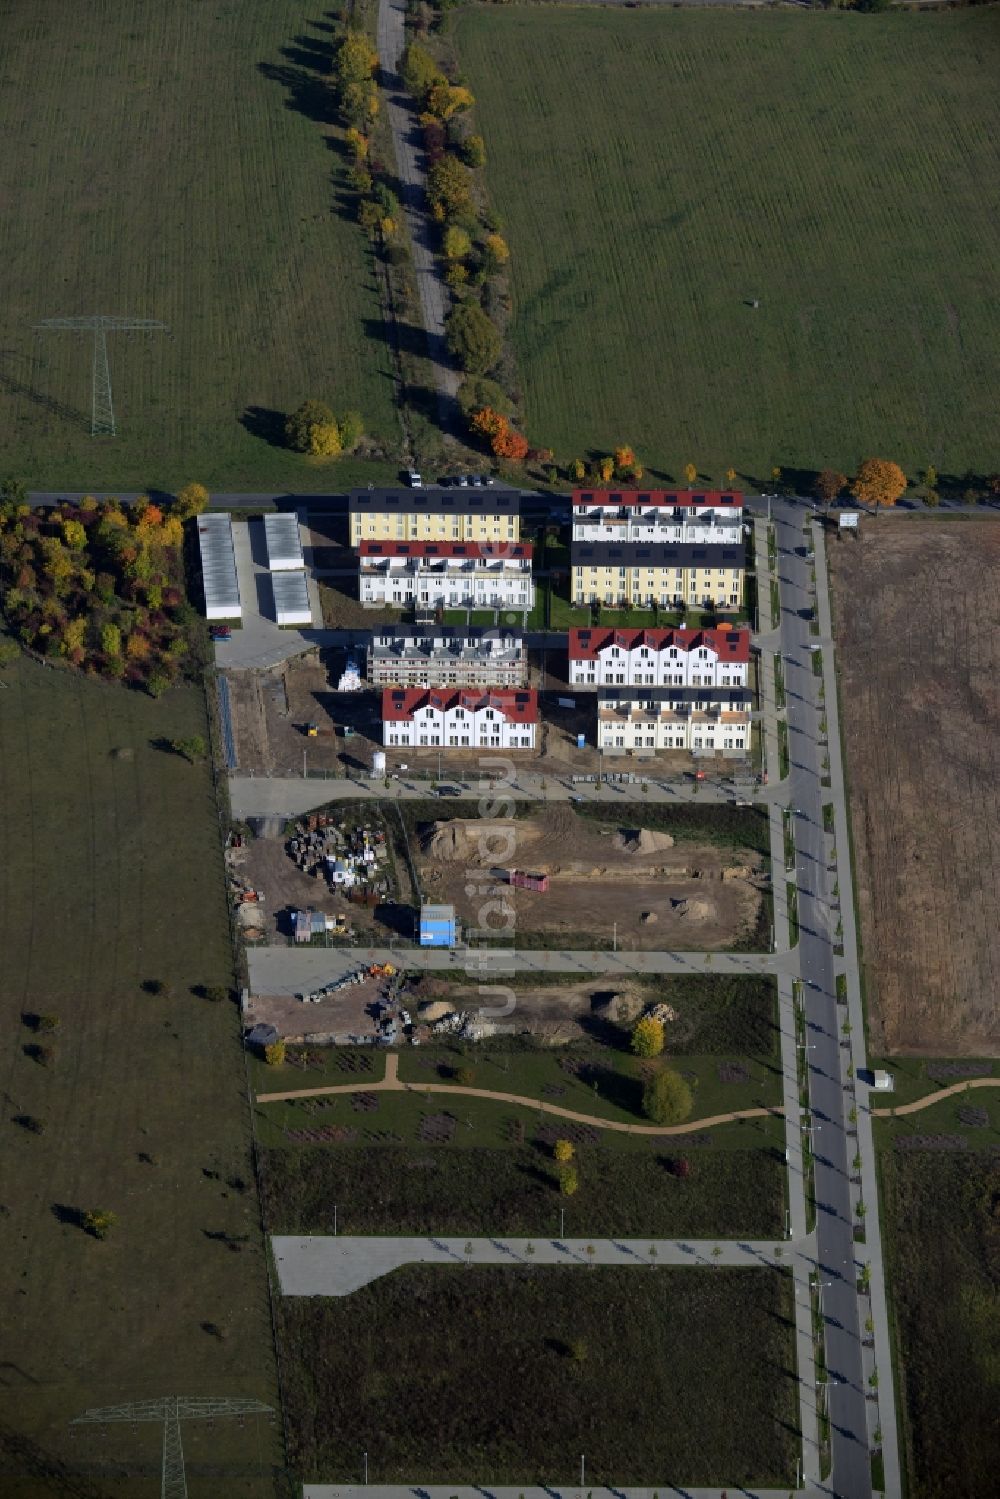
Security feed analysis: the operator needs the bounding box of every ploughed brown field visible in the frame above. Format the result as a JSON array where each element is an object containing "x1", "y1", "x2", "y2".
[{"x1": 829, "y1": 517, "x2": 1000, "y2": 1055}]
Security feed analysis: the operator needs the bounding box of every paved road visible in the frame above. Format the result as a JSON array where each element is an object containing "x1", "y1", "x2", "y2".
[
  {"x1": 274, "y1": 1231, "x2": 816, "y2": 1296},
  {"x1": 248, "y1": 944, "x2": 794, "y2": 994},
  {"x1": 229, "y1": 768, "x2": 762, "y2": 818},
  {"x1": 377, "y1": 0, "x2": 460, "y2": 435},
  {"x1": 776, "y1": 503, "x2": 892, "y2": 1498}
]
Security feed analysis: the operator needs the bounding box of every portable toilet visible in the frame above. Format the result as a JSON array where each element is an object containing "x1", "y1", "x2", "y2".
[{"x1": 419, "y1": 903, "x2": 457, "y2": 948}]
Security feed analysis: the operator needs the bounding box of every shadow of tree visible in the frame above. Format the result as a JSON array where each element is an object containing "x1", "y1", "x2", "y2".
[{"x1": 240, "y1": 405, "x2": 287, "y2": 450}]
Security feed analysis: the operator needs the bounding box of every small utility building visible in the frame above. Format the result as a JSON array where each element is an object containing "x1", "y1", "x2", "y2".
[
  {"x1": 272, "y1": 570, "x2": 312, "y2": 627},
  {"x1": 419, "y1": 903, "x2": 457, "y2": 948},
  {"x1": 264, "y1": 513, "x2": 305, "y2": 571},
  {"x1": 197, "y1": 513, "x2": 242, "y2": 621}
]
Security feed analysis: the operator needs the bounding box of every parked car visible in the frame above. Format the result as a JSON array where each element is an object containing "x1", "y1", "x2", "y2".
[
  {"x1": 209, "y1": 624, "x2": 232, "y2": 641},
  {"x1": 457, "y1": 475, "x2": 470, "y2": 488},
  {"x1": 407, "y1": 469, "x2": 423, "y2": 488}
]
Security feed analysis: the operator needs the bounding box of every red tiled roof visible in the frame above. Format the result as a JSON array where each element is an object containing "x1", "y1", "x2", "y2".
[
  {"x1": 571, "y1": 488, "x2": 743, "y2": 509},
  {"x1": 568, "y1": 626, "x2": 750, "y2": 663},
  {"x1": 381, "y1": 688, "x2": 539, "y2": 724},
  {"x1": 359, "y1": 540, "x2": 532, "y2": 560}
]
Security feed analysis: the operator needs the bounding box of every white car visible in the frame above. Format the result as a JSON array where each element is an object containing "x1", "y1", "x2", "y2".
[{"x1": 407, "y1": 470, "x2": 422, "y2": 488}]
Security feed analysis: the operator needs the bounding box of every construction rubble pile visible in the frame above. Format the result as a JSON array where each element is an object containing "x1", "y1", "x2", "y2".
[{"x1": 286, "y1": 814, "x2": 391, "y2": 902}]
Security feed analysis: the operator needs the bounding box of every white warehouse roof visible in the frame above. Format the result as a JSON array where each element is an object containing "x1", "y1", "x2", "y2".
[
  {"x1": 197, "y1": 513, "x2": 241, "y2": 620},
  {"x1": 272, "y1": 569, "x2": 312, "y2": 627},
  {"x1": 264, "y1": 512, "x2": 305, "y2": 571}
]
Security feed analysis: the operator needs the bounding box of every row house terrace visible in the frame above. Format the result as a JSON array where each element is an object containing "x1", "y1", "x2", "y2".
[
  {"x1": 368, "y1": 629, "x2": 527, "y2": 688},
  {"x1": 359, "y1": 540, "x2": 534, "y2": 612},
  {"x1": 571, "y1": 488, "x2": 744, "y2": 545},
  {"x1": 597, "y1": 687, "x2": 751, "y2": 757},
  {"x1": 381, "y1": 688, "x2": 538, "y2": 750},
  {"x1": 569, "y1": 625, "x2": 750, "y2": 689}
]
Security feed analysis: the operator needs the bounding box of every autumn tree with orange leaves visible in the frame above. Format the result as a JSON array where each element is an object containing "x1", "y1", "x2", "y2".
[
  {"x1": 850, "y1": 458, "x2": 907, "y2": 509},
  {"x1": 469, "y1": 407, "x2": 529, "y2": 463}
]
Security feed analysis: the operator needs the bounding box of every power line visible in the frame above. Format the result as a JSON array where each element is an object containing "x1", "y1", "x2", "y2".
[
  {"x1": 33, "y1": 315, "x2": 168, "y2": 436},
  {"x1": 71, "y1": 1395, "x2": 273, "y2": 1499}
]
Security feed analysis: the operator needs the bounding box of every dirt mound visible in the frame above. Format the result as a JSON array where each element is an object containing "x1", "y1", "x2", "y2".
[
  {"x1": 673, "y1": 897, "x2": 714, "y2": 922},
  {"x1": 613, "y1": 827, "x2": 675, "y2": 854},
  {"x1": 418, "y1": 1000, "x2": 454, "y2": 1023},
  {"x1": 421, "y1": 820, "x2": 535, "y2": 865}
]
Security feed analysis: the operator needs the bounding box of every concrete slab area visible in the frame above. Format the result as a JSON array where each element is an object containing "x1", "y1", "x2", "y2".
[
  {"x1": 248, "y1": 944, "x2": 798, "y2": 995},
  {"x1": 273, "y1": 1232, "x2": 814, "y2": 1297}
]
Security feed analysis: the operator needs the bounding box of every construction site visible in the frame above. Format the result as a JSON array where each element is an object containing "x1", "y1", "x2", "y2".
[
  {"x1": 413, "y1": 805, "x2": 768, "y2": 951},
  {"x1": 229, "y1": 808, "x2": 402, "y2": 947},
  {"x1": 223, "y1": 650, "x2": 757, "y2": 782}
]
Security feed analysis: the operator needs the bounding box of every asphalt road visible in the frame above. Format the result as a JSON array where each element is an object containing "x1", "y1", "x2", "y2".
[{"x1": 776, "y1": 503, "x2": 870, "y2": 1499}]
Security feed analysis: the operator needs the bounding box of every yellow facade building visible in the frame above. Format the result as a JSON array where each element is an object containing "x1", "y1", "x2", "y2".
[
  {"x1": 349, "y1": 489, "x2": 521, "y2": 547},
  {"x1": 571, "y1": 541, "x2": 744, "y2": 611}
]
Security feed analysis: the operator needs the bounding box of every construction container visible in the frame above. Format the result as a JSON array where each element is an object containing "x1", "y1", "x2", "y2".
[
  {"x1": 419, "y1": 902, "x2": 457, "y2": 948},
  {"x1": 508, "y1": 870, "x2": 549, "y2": 892}
]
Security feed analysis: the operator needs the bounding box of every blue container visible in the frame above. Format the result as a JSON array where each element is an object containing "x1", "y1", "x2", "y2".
[{"x1": 419, "y1": 903, "x2": 457, "y2": 948}]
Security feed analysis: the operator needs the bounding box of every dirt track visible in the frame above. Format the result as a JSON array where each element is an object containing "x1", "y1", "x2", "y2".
[
  {"x1": 830, "y1": 519, "x2": 1000, "y2": 1055},
  {"x1": 257, "y1": 1053, "x2": 781, "y2": 1134}
]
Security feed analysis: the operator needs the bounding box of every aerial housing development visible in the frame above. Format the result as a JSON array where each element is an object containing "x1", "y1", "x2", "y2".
[{"x1": 5, "y1": 3, "x2": 996, "y2": 1496}]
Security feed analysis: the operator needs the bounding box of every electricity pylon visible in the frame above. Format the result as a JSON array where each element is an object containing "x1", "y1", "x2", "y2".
[
  {"x1": 33, "y1": 315, "x2": 168, "y2": 436},
  {"x1": 71, "y1": 1395, "x2": 273, "y2": 1499}
]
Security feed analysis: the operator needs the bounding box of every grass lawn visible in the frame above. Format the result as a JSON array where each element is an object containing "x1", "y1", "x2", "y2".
[
  {"x1": 879, "y1": 1149, "x2": 1000, "y2": 1495},
  {"x1": 0, "y1": 0, "x2": 398, "y2": 490},
  {"x1": 278, "y1": 1264, "x2": 799, "y2": 1484},
  {"x1": 577, "y1": 797, "x2": 771, "y2": 855},
  {"x1": 455, "y1": 8, "x2": 1000, "y2": 479},
  {"x1": 0, "y1": 658, "x2": 281, "y2": 1496},
  {"x1": 868, "y1": 1056, "x2": 996, "y2": 1110},
  {"x1": 259, "y1": 1127, "x2": 785, "y2": 1237}
]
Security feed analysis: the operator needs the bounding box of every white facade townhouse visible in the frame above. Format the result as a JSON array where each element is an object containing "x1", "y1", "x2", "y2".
[
  {"x1": 359, "y1": 541, "x2": 534, "y2": 612},
  {"x1": 381, "y1": 688, "x2": 538, "y2": 750},
  {"x1": 572, "y1": 488, "x2": 743, "y2": 545},
  {"x1": 597, "y1": 687, "x2": 751, "y2": 757},
  {"x1": 368, "y1": 630, "x2": 527, "y2": 688},
  {"x1": 569, "y1": 626, "x2": 750, "y2": 689}
]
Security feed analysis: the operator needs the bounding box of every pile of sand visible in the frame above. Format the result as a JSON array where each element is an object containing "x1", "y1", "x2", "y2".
[
  {"x1": 613, "y1": 827, "x2": 675, "y2": 854},
  {"x1": 673, "y1": 897, "x2": 713, "y2": 922},
  {"x1": 421, "y1": 820, "x2": 532, "y2": 865},
  {"x1": 418, "y1": 1000, "x2": 454, "y2": 1023}
]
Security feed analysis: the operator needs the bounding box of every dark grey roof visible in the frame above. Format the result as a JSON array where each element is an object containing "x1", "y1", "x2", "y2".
[
  {"x1": 598, "y1": 687, "x2": 751, "y2": 706},
  {"x1": 350, "y1": 489, "x2": 520, "y2": 515},
  {"x1": 572, "y1": 541, "x2": 744, "y2": 566}
]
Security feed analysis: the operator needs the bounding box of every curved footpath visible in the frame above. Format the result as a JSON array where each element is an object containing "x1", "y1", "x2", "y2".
[
  {"x1": 872, "y1": 1075, "x2": 1000, "y2": 1117},
  {"x1": 257, "y1": 1054, "x2": 780, "y2": 1136}
]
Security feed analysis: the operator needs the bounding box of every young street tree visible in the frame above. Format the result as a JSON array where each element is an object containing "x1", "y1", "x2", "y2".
[
  {"x1": 813, "y1": 469, "x2": 847, "y2": 506},
  {"x1": 850, "y1": 458, "x2": 907, "y2": 509}
]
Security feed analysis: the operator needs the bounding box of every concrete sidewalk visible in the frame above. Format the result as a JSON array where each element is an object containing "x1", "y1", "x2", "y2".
[
  {"x1": 229, "y1": 770, "x2": 764, "y2": 819},
  {"x1": 812, "y1": 521, "x2": 900, "y2": 1496},
  {"x1": 273, "y1": 1232, "x2": 816, "y2": 1296},
  {"x1": 247, "y1": 944, "x2": 799, "y2": 993}
]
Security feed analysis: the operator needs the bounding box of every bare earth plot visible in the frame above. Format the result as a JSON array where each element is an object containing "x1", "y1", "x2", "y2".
[
  {"x1": 829, "y1": 519, "x2": 1000, "y2": 1055},
  {"x1": 415, "y1": 806, "x2": 765, "y2": 950}
]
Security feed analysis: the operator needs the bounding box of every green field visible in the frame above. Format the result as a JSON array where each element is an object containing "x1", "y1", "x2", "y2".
[
  {"x1": 0, "y1": 659, "x2": 282, "y2": 1496},
  {"x1": 879, "y1": 1150, "x2": 1000, "y2": 1495},
  {"x1": 0, "y1": 0, "x2": 398, "y2": 491},
  {"x1": 455, "y1": 8, "x2": 1000, "y2": 480},
  {"x1": 279, "y1": 1264, "x2": 798, "y2": 1483}
]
